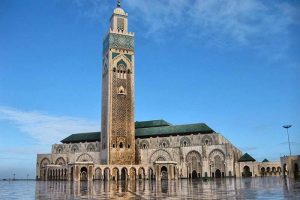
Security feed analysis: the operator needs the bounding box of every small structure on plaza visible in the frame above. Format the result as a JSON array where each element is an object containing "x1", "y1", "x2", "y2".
[
  {"x1": 36, "y1": 1, "x2": 284, "y2": 181},
  {"x1": 281, "y1": 155, "x2": 300, "y2": 179}
]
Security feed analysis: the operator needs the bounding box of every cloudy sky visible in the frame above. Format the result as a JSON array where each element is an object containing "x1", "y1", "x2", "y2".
[{"x1": 0, "y1": 0, "x2": 299, "y2": 179}]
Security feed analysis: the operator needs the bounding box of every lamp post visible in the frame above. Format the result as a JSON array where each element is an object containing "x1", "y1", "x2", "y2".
[{"x1": 283, "y1": 125, "x2": 292, "y2": 156}]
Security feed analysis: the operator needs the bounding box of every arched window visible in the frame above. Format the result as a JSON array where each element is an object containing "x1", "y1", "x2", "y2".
[
  {"x1": 140, "y1": 140, "x2": 149, "y2": 149},
  {"x1": 202, "y1": 136, "x2": 212, "y2": 146},
  {"x1": 180, "y1": 137, "x2": 191, "y2": 147},
  {"x1": 87, "y1": 144, "x2": 95, "y2": 152},
  {"x1": 71, "y1": 145, "x2": 79, "y2": 153},
  {"x1": 56, "y1": 145, "x2": 63, "y2": 154},
  {"x1": 118, "y1": 86, "x2": 126, "y2": 95},
  {"x1": 119, "y1": 142, "x2": 123, "y2": 148},
  {"x1": 159, "y1": 139, "x2": 170, "y2": 148}
]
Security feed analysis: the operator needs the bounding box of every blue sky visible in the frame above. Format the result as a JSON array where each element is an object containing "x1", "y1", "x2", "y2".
[{"x1": 0, "y1": 0, "x2": 299, "y2": 179}]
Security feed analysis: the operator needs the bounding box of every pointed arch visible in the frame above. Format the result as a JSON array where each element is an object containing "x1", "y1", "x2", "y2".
[
  {"x1": 149, "y1": 149, "x2": 172, "y2": 163},
  {"x1": 55, "y1": 157, "x2": 66, "y2": 165},
  {"x1": 87, "y1": 143, "x2": 95, "y2": 152},
  {"x1": 202, "y1": 135, "x2": 213, "y2": 145},
  {"x1": 76, "y1": 153, "x2": 93, "y2": 162},
  {"x1": 112, "y1": 55, "x2": 132, "y2": 72},
  {"x1": 139, "y1": 140, "x2": 150, "y2": 149},
  {"x1": 159, "y1": 139, "x2": 170, "y2": 148},
  {"x1": 180, "y1": 137, "x2": 191, "y2": 147},
  {"x1": 209, "y1": 149, "x2": 225, "y2": 162},
  {"x1": 40, "y1": 158, "x2": 50, "y2": 167},
  {"x1": 71, "y1": 144, "x2": 79, "y2": 153}
]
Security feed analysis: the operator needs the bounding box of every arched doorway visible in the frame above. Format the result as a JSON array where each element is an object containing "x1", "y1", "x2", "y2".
[
  {"x1": 138, "y1": 167, "x2": 145, "y2": 180},
  {"x1": 192, "y1": 170, "x2": 198, "y2": 179},
  {"x1": 95, "y1": 168, "x2": 102, "y2": 180},
  {"x1": 272, "y1": 167, "x2": 276, "y2": 175},
  {"x1": 64, "y1": 169, "x2": 67, "y2": 180},
  {"x1": 161, "y1": 166, "x2": 168, "y2": 180},
  {"x1": 277, "y1": 167, "x2": 282, "y2": 175},
  {"x1": 130, "y1": 167, "x2": 136, "y2": 180},
  {"x1": 104, "y1": 168, "x2": 110, "y2": 181},
  {"x1": 70, "y1": 167, "x2": 73, "y2": 181},
  {"x1": 112, "y1": 167, "x2": 119, "y2": 181},
  {"x1": 186, "y1": 151, "x2": 202, "y2": 179},
  {"x1": 261, "y1": 167, "x2": 265, "y2": 176},
  {"x1": 215, "y1": 169, "x2": 221, "y2": 178},
  {"x1": 80, "y1": 167, "x2": 88, "y2": 181},
  {"x1": 243, "y1": 166, "x2": 252, "y2": 177},
  {"x1": 121, "y1": 168, "x2": 127, "y2": 180},
  {"x1": 294, "y1": 163, "x2": 299, "y2": 178},
  {"x1": 149, "y1": 168, "x2": 154, "y2": 180},
  {"x1": 266, "y1": 167, "x2": 270, "y2": 175}
]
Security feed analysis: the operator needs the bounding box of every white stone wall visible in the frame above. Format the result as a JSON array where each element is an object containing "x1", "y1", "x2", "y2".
[{"x1": 136, "y1": 133, "x2": 243, "y2": 178}]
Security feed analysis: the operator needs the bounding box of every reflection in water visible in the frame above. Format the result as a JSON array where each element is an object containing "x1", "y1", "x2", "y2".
[{"x1": 0, "y1": 177, "x2": 299, "y2": 199}]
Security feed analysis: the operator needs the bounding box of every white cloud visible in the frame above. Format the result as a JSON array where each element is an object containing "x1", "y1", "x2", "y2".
[
  {"x1": 0, "y1": 106, "x2": 99, "y2": 145},
  {"x1": 70, "y1": 0, "x2": 299, "y2": 45},
  {"x1": 127, "y1": 0, "x2": 298, "y2": 44}
]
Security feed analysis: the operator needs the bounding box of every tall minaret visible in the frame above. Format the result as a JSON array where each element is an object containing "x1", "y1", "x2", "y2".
[{"x1": 101, "y1": 1, "x2": 135, "y2": 165}]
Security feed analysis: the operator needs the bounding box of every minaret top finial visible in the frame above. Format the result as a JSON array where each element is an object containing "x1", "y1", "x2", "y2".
[{"x1": 117, "y1": 0, "x2": 121, "y2": 7}]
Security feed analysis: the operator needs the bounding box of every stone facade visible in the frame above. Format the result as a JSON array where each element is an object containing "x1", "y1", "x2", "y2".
[{"x1": 36, "y1": 132, "x2": 244, "y2": 180}]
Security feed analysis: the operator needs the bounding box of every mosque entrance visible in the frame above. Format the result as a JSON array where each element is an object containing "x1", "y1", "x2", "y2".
[
  {"x1": 243, "y1": 166, "x2": 252, "y2": 177},
  {"x1": 80, "y1": 167, "x2": 88, "y2": 181},
  {"x1": 192, "y1": 170, "x2": 198, "y2": 179},
  {"x1": 161, "y1": 166, "x2": 168, "y2": 180},
  {"x1": 215, "y1": 169, "x2": 221, "y2": 178}
]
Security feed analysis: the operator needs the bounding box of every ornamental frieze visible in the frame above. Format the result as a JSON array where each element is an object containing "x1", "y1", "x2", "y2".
[{"x1": 103, "y1": 33, "x2": 134, "y2": 52}]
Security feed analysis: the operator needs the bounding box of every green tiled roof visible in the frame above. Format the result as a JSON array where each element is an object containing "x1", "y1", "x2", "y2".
[
  {"x1": 238, "y1": 153, "x2": 256, "y2": 162},
  {"x1": 135, "y1": 120, "x2": 171, "y2": 129},
  {"x1": 61, "y1": 132, "x2": 100, "y2": 143},
  {"x1": 262, "y1": 158, "x2": 269, "y2": 162},
  {"x1": 61, "y1": 120, "x2": 214, "y2": 143},
  {"x1": 135, "y1": 123, "x2": 213, "y2": 138}
]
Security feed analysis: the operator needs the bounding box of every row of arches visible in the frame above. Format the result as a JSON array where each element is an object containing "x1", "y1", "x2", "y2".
[
  {"x1": 260, "y1": 166, "x2": 282, "y2": 176},
  {"x1": 94, "y1": 167, "x2": 149, "y2": 181},
  {"x1": 185, "y1": 149, "x2": 226, "y2": 179},
  {"x1": 47, "y1": 168, "x2": 68, "y2": 181},
  {"x1": 39, "y1": 153, "x2": 93, "y2": 168},
  {"x1": 241, "y1": 166, "x2": 283, "y2": 177},
  {"x1": 139, "y1": 135, "x2": 214, "y2": 149},
  {"x1": 55, "y1": 144, "x2": 96, "y2": 154}
]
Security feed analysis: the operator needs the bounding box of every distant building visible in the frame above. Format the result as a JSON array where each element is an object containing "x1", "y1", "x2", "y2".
[{"x1": 36, "y1": 2, "x2": 282, "y2": 181}]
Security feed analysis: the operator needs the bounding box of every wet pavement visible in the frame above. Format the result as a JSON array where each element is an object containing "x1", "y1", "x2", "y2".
[{"x1": 1, "y1": 177, "x2": 300, "y2": 199}]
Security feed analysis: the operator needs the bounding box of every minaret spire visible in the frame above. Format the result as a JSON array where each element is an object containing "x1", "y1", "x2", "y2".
[{"x1": 117, "y1": 0, "x2": 121, "y2": 7}]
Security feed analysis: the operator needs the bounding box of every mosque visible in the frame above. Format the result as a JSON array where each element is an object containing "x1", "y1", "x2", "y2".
[{"x1": 36, "y1": 2, "x2": 283, "y2": 181}]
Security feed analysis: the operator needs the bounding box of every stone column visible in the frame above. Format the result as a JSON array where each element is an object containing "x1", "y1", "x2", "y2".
[
  {"x1": 88, "y1": 165, "x2": 93, "y2": 181},
  {"x1": 45, "y1": 168, "x2": 48, "y2": 181},
  {"x1": 75, "y1": 166, "x2": 79, "y2": 181},
  {"x1": 156, "y1": 165, "x2": 160, "y2": 181}
]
